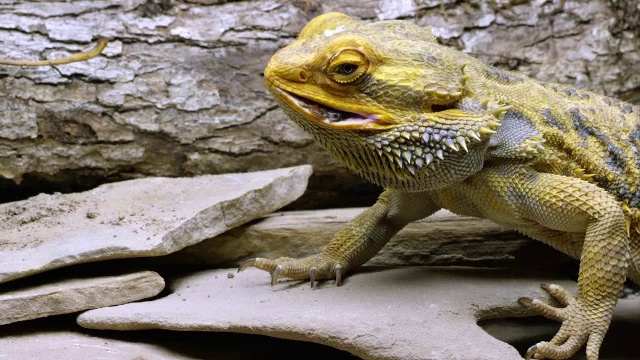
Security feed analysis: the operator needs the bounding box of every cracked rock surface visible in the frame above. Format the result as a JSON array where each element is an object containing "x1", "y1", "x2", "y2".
[
  {"x1": 0, "y1": 165, "x2": 311, "y2": 284},
  {"x1": 77, "y1": 267, "x2": 578, "y2": 360},
  {"x1": 0, "y1": 0, "x2": 638, "y2": 206}
]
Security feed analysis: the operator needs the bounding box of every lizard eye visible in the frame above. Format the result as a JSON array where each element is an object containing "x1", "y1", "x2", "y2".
[
  {"x1": 336, "y1": 63, "x2": 358, "y2": 75},
  {"x1": 327, "y1": 49, "x2": 368, "y2": 84}
]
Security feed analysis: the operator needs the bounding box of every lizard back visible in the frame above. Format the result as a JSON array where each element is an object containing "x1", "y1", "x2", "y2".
[{"x1": 477, "y1": 69, "x2": 640, "y2": 208}]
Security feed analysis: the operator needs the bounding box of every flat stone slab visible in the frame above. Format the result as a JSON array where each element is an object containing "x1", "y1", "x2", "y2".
[
  {"x1": 0, "y1": 165, "x2": 312, "y2": 284},
  {"x1": 77, "y1": 267, "x2": 579, "y2": 360},
  {"x1": 0, "y1": 314, "x2": 195, "y2": 360},
  {"x1": 0, "y1": 315, "x2": 355, "y2": 360},
  {"x1": 0, "y1": 271, "x2": 164, "y2": 325},
  {"x1": 0, "y1": 329, "x2": 189, "y2": 360},
  {"x1": 169, "y1": 208, "x2": 531, "y2": 267}
]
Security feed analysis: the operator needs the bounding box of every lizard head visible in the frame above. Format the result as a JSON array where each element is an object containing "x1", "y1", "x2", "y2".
[
  {"x1": 265, "y1": 13, "x2": 503, "y2": 190},
  {"x1": 265, "y1": 12, "x2": 469, "y2": 129}
]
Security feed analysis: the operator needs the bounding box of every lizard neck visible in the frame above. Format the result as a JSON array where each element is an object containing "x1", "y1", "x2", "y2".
[{"x1": 281, "y1": 103, "x2": 490, "y2": 192}]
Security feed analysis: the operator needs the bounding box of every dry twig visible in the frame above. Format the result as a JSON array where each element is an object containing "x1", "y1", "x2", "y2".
[{"x1": 0, "y1": 38, "x2": 109, "y2": 66}]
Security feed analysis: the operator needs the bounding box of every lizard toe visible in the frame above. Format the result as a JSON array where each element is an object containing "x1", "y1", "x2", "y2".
[
  {"x1": 518, "y1": 295, "x2": 566, "y2": 322},
  {"x1": 519, "y1": 286, "x2": 611, "y2": 360},
  {"x1": 548, "y1": 325, "x2": 571, "y2": 346},
  {"x1": 541, "y1": 283, "x2": 574, "y2": 306},
  {"x1": 586, "y1": 330, "x2": 606, "y2": 360},
  {"x1": 237, "y1": 254, "x2": 345, "y2": 287},
  {"x1": 527, "y1": 335, "x2": 586, "y2": 360}
]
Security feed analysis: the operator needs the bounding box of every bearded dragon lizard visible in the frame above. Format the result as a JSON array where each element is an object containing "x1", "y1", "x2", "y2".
[{"x1": 239, "y1": 13, "x2": 640, "y2": 360}]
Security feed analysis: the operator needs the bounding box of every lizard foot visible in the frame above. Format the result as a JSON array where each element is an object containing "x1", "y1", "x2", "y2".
[
  {"x1": 237, "y1": 254, "x2": 344, "y2": 289},
  {"x1": 518, "y1": 283, "x2": 611, "y2": 360}
]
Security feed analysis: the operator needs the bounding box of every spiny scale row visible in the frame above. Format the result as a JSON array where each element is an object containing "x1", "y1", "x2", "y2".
[{"x1": 364, "y1": 123, "x2": 486, "y2": 175}]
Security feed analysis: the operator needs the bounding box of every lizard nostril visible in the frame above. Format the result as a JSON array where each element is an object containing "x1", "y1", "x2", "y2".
[{"x1": 297, "y1": 69, "x2": 309, "y2": 82}]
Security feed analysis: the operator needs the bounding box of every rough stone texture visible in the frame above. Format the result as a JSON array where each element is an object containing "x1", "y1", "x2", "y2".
[
  {"x1": 0, "y1": 0, "x2": 638, "y2": 207},
  {"x1": 0, "y1": 328, "x2": 195, "y2": 360},
  {"x1": 168, "y1": 208, "x2": 532, "y2": 267},
  {"x1": 0, "y1": 165, "x2": 311, "y2": 284},
  {"x1": 77, "y1": 267, "x2": 581, "y2": 360},
  {"x1": 0, "y1": 315, "x2": 356, "y2": 360},
  {"x1": 0, "y1": 271, "x2": 164, "y2": 325}
]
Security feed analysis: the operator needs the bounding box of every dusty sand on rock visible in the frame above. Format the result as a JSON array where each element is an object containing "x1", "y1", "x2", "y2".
[{"x1": 0, "y1": 166, "x2": 312, "y2": 284}]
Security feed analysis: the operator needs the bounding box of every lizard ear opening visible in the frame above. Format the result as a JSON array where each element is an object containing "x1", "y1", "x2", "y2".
[{"x1": 327, "y1": 49, "x2": 369, "y2": 84}]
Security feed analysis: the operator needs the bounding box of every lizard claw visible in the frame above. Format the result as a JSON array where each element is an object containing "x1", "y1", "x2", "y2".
[
  {"x1": 271, "y1": 265, "x2": 282, "y2": 286},
  {"x1": 238, "y1": 258, "x2": 286, "y2": 287},
  {"x1": 518, "y1": 297, "x2": 534, "y2": 306},
  {"x1": 310, "y1": 267, "x2": 318, "y2": 289},
  {"x1": 335, "y1": 264, "x2": 343, "y2": 286},
  {"x1": 237, "y1": 258, "x2": 257, "y2": 273},
  {"x1": 525, "y1": 344, "x2": 538, "y2": 360}
]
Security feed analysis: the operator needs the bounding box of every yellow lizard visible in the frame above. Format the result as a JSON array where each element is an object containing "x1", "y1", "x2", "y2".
[{"x1": 239, "y1": 12, "x2": 640, "y2": 360}]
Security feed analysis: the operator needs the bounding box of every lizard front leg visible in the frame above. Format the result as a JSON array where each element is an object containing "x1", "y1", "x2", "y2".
[
  {"x1": 238, "y1": 188, "x2": 439, "y2": 287},
  {"x1": 485, "y1": 169, "x2": 632, "y2": 360}
]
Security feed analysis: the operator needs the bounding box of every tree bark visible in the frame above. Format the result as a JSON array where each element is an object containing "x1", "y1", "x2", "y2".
[{"x1": 0, "y1": 0, "x2": 638, "y2": 207}]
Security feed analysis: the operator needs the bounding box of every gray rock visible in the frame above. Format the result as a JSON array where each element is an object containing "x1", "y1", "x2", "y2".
[
  {"x1": 0, "y1": 271, "x2": 164, "y2": 325},
  {"x1": 0, "y1": 329, "x2": 190, "y2": 360},
  {"x1": 169, "y1": 208, "x2": 530, "y2": 267},
  {"x1": 77, "y1": 267, "x2": 576, "y2": 360},
  {"x1": 0, "y1": 165, "x2": 312, "y2": 284},
  {"x1": 0, "y1": 316, "x2": 355, "y2": 359}
]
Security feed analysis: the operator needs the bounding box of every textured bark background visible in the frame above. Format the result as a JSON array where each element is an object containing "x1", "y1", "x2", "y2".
[{"x1": 0, "y1": 0, "x2": 639, "y2": 207}]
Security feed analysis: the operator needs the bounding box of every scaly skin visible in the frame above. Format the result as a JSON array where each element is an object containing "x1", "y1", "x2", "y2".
[{"x1": 239, "y1": 13, "x2": 640, "y2": 360}]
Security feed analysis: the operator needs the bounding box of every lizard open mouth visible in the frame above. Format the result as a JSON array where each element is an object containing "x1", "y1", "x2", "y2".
[
  {"x1": 285, "y1": 91, "x2": 376, "y2": 125},
  {"x1": 271, "y1": 86, "x2": 387, "y2": 128}
]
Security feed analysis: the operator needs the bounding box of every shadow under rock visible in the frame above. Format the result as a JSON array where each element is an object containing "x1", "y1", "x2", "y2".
[
  {"x1": 0, "y1": 314, "x2": 361, "y2": 360},
  {"x1": 480, "y1": 315, "x2": 639, "y2": 360}
]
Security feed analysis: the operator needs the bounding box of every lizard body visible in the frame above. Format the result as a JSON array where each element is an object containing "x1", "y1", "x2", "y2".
[{"x1": 240, "y1": 13, "x2": 640, "y2": 360}]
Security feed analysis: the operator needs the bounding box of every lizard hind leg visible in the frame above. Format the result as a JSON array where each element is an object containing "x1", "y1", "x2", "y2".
[{"x1": 490, "y1": 170, "x2": 630, "y2": 360}]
